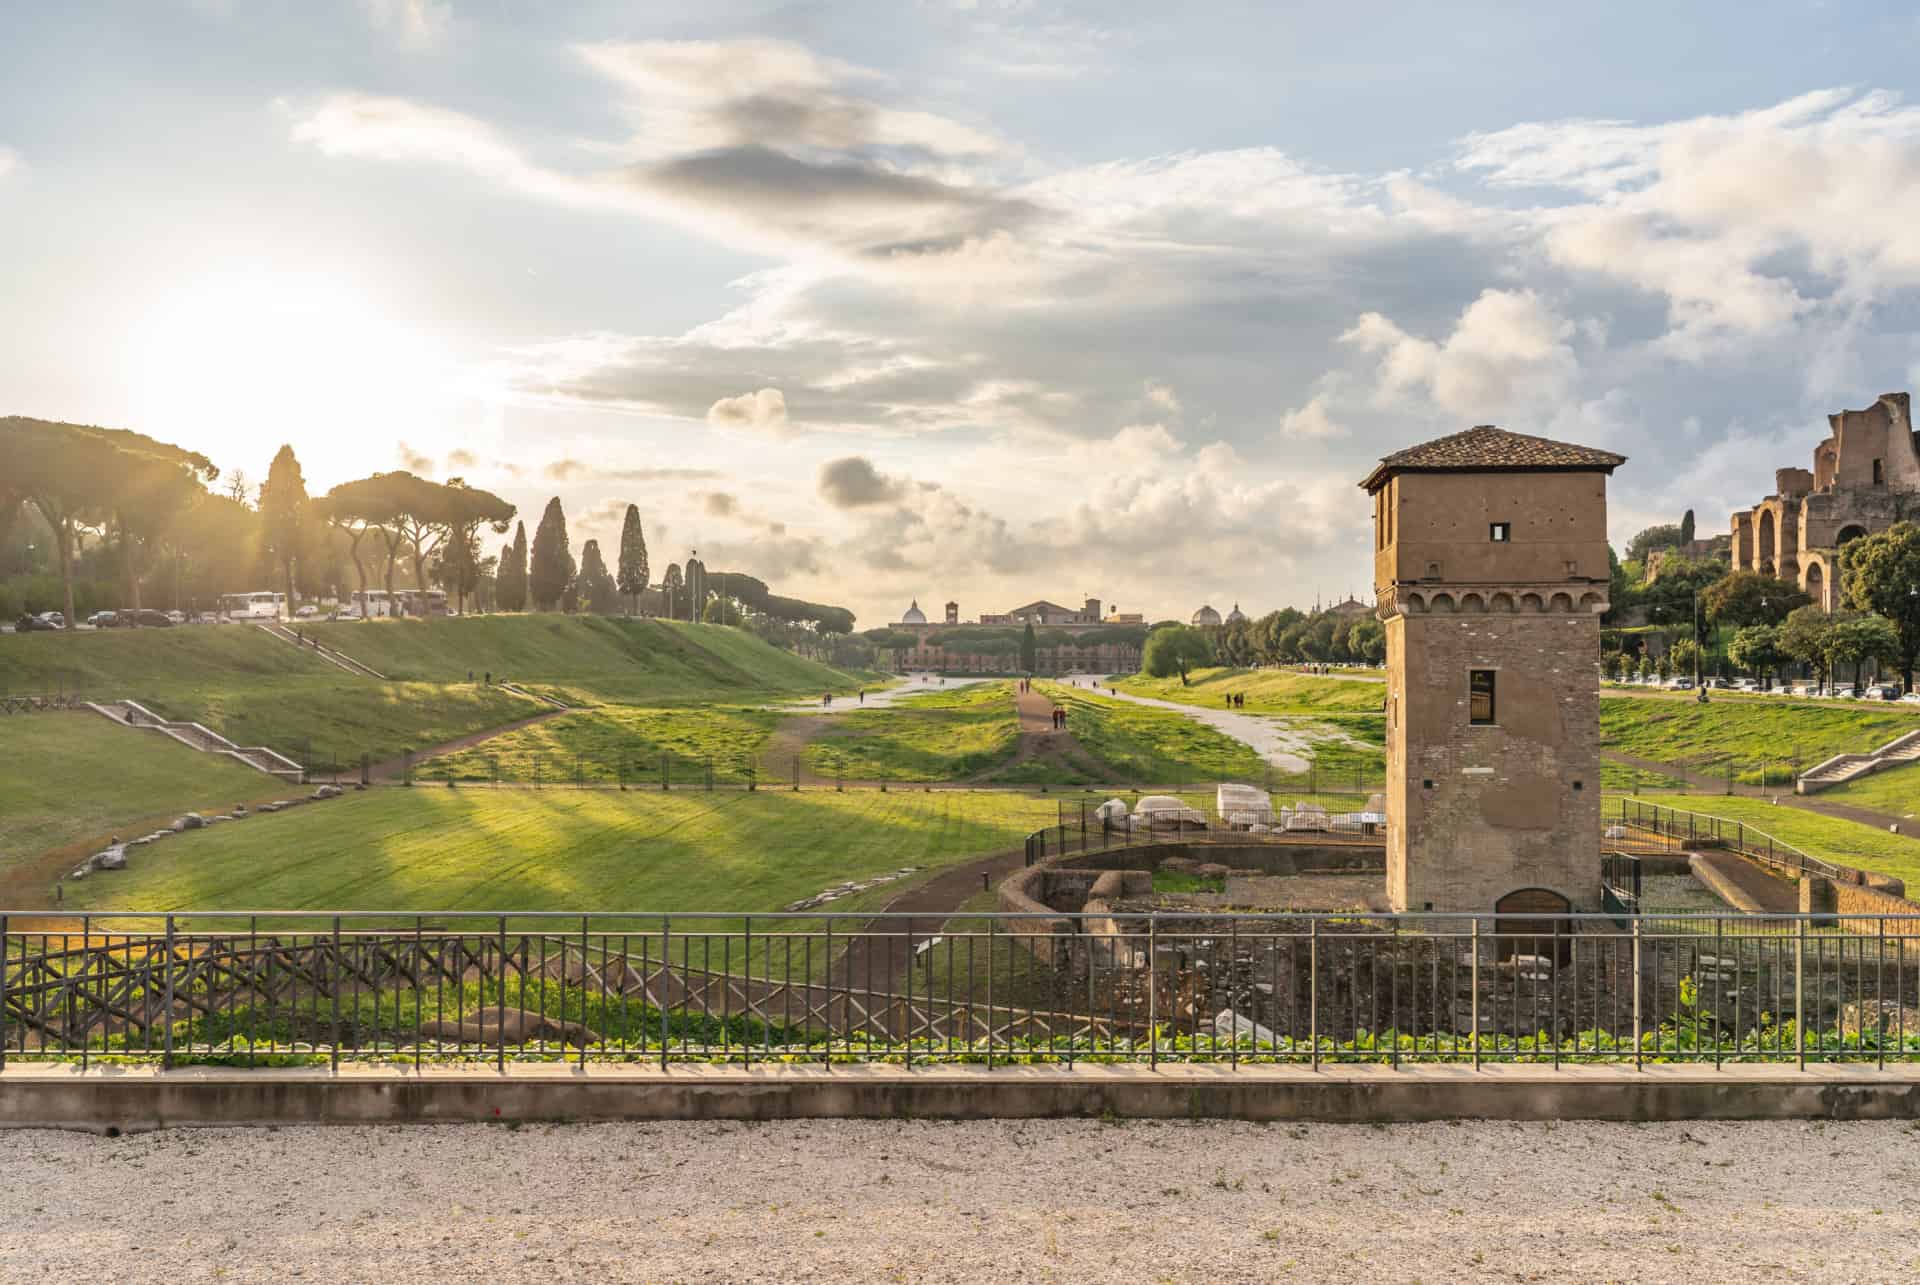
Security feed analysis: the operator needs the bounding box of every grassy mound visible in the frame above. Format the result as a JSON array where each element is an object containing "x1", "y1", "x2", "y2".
[
  {"x1": 1616, "y1": 794, "x2": 1920, "y2": 885},
  {"x1": 0, "y1": 713, "x2": 281, "y2": 893},
  {"x1": 1113, "y1": 667, "x2": 1384, "y2": 714},
  {"x1": 304, "y1": 615, "x2": 869, "y2": 704},
  {"x1": 1602, "y1": 697, "x2": 1920, "y2": 787},
  {"x1": 420, "y1": 705, "x2": 780, "y2": 785},
  {"x1": 802, "y1": 682, "x2": 1022, "y2": 782},
  {"x1": 1819, "y1": 760, "x2": 1920, "y2": 818},
  {"x1": 0, "y1": 623, "x2": 335, "y2": 697},
  {"x1": 59, "y1": 787, "x2": 1062, "y2": 915}
]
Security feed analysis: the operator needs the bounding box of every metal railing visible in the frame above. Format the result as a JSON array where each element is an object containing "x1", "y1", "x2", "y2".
[
  {"x1": 7, "y1": 910, "x2": 1918, "y2": 1068},
  {"x1": 1025, "y1": 797, "x2": 1385, "y2": 865},
  {"x1": 1614, "y1": 798, "x2": 1855, "y2": 883}
]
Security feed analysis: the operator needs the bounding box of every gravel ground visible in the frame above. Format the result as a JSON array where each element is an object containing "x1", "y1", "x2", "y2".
[{"x1": 2, "y1": 1118, "x2": 1917, "y2": 1282}]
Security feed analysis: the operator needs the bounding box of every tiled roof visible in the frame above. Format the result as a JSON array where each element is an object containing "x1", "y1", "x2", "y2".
[{"x1": 1359, "y1": 426, "x2": 1626, "y2": 491}]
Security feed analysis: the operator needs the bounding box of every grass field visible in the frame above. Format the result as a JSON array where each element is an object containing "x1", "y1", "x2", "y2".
[
  {"x1": 0, "y1": 714, "x2": 282, "y2": 892},
  {"x1": 1601, "y1": 697, "x2": 1920, "y2": 787},
  {"x1": 304, "y1": 616, "x2": 871, "y2": 705},
  {"x1": 1819, "y1": 761, "x2": 1920, "y2": 818},
  {"x1": 59, "y1": 787, "x2": 1062, "y2": 915},
  {"x1": 802, "y1": 682, "x2": 1023, "y2": 782},
  {"x1": 418, "y1": 704, "x2": 779, "y2": 785},
  {"x1": 1113, "y1": 667, "x2": 1384, "y2": 714},
  {"x1": 1618, "y1": 793, "x2": 1920, "y2": 886},
  {"x1": 1038, "y1": 682, "x2": 1269, "y2": 784}
]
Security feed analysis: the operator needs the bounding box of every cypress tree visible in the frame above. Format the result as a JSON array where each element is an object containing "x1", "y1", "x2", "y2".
[
  {"x1": 684, "y1": 557, "x2": 707, "y2": 621},
  {"x1": 259, "y1": 444, "x2": 308, "y2": 614},
  {"x1": 1679, "y1": 508, "x2": 1696, "y2": 546},
  {"x1": 1020, "y1": 620, "x2": 1037, "y2": 672},
  {"x1": 528, "y1": 496, "x2": 575, "y2": 611},
  {"x1": 661, "y1": 563, "x2": 683, "y2": 620},
  {"x1": 616, "y1": 504, "x2": 649, "y2": 615},
  {"x1": 579, "y1": 539, "x2": 618, "y2": 614},
  {"x1": 497, "y1": 521, "x2": 528, "y2": 611}
]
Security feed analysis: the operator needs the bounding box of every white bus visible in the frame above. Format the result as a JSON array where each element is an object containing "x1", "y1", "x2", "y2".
[
  {"x1": 218, "y1": 591, "x2": 287, "y2": 620},
  {"x1": 349, "y1": 589, "x2": 396, "y2": 619}
]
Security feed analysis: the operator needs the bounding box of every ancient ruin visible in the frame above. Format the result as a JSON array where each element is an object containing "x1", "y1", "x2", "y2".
[{"x1": 1728, "y1": 392, "x2": 1920, "y2": 609}]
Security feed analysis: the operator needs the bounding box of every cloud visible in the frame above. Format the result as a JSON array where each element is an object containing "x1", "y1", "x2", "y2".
[
  {"x1": 1144, "y1": 381, "x2": 1180, "y2": 413},
  {"x1": 395, "y1": 441, "x2": 434, "y2": 474},
  {"x1": 818, "y1": 456, "x2": 911, "y2": 508},
  {"x1": 359, "y1": 0, "x2": 450, "y2": 47},
  {"x1": 0, "y1": 147, "x2": 18, "y2": 179},
  {"x1": 1277, "y1": 393, "x2": 1345, "y2": 439},
  {"x1": 703, "y1": 491, "x2": 739, "y2": 518},
  {"x1": 544, "y1": 459, "x2": 722, "y2": 482},
  {"x1": 1341, "y1": 289, "x2": 1578, "y2": 419},
  {"x1": 706, "y1": 387, "x2": 788, "y2": 433},
  {"x1": 446, "y1": 448, "x2": 476, "y2": 469}
]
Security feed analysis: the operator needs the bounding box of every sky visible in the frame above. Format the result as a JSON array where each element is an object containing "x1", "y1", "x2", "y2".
[{"x1": 6, "y1": 1, "x2": 1920, "y2": 628}]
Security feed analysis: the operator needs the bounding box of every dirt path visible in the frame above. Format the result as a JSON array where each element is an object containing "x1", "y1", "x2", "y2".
[
  {"x1": 972, "y1": 686, "x2": 1104, "y2": 783},
  {"x1": 367, "y1": 707, "x2": 570, "y2": 781},
  {"x1": 1602, "y1": 749, "x2": 1920, "y2": 837},
  {"x1": 830, "y1": 846, "x2": 1028, "y2": 999},
  {"x1": 1691, "y1": 850, "x2": 1801, "y2": 914}
]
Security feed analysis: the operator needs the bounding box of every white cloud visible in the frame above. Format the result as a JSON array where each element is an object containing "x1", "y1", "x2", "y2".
[
  {"x1": 1277, "y1": 393, "x2": 1344, "y2": 439},
  {"x1": 706, "y1": 387, "x2": 789, "y2": 433},
  {"x1": 0, "y1": 146, "x2": 19, "y2": 179},
  {"x1": 359, "y1": 0, "x2": 451, "y2": 47},
  {"x1": 1341, "y1": 288, "x2": 1578, "y2": 419}
]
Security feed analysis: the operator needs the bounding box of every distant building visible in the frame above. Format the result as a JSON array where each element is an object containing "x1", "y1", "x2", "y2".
[
  {"x1": 1326, "y1": 596, "x2": 1373, "y2": 618},
  {"x1": 881, "y1": 592, "x2": 1140, "y2": 673},
  {"x1": 1224, "y1": 603, "x2": 1247, "y2": 625},
  {"x1": 1104, "y1": 611, "x2": 1145, "y2": 625},
  {"x1": 1191, "y1": 604, "x2": 1222, "y2": 627}
]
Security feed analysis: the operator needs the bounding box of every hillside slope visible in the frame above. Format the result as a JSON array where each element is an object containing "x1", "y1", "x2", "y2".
[{"x1": 305, "y1": 616, "x2": 867, "y2": 703}]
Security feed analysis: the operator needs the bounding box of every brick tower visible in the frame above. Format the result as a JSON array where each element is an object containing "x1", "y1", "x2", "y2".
[{"x1": 1360, "y1": 426, "x2": 1626, "y2": 914}]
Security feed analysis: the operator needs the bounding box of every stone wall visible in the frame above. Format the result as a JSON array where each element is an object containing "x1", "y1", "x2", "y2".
[{"x1": 1386, "y1": 608, "x2": 1602, "y2": 913}]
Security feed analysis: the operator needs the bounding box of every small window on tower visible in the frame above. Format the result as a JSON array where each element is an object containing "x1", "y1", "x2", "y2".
[
  {"x1": 1489, "y1": 522, "x2": 1511, "y2": 542},
  {"x1": 1469, "y1": 669, "x2": 1496, "y2": 725},
  {"x1": 1874, "y1": 459, "x2": 1885, "y2": 485}
]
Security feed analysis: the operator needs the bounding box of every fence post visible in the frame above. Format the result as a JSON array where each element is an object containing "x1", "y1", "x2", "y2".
[
  {"x1": 498, "y1": 915, "x2": 509, "y2": 1073},
  {"x1": 1795, "y1": 914, "x2": 1807, "y2": 1071},
  {"x1": 1147, "y1": 915, "x2": 1158, "y2": 1068},
  {"x1": 1310, "y1": 918, "x2": 1321, "y2": 1071},
  {"x1": 1631, "y1": 919, "x2": 1643, "y2": 1070},
  {"x1": 660, "y1": 916, "x2": 672, "y2": 1070},
  {"x1": 163, "y1": 914, "x2": 176, "y2": 1069},
  {"x1": 661, "y1": 752, "x2": 669, "y2": 792},
  {"x1": 0, "y1": 914, "x2": 7, "y2": 1072},
  {"x1": 331, "y1": 915, "x2": 343, "y2": 1073},
  {"x1": 1469, "y1": 918, "x2": 1480, "y2": 1071}
]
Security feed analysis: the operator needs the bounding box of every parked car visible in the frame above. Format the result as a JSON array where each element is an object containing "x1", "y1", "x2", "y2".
[
  {"x1": 86, "y1": 610, "x2": 121, "y2": 628},
  {"x1": 1865, "y1": 684, "x2": 1902, "y2": 701},
  {"x1": 295, "y1": 604, "x2": 321, "y2": 619},
  {"x1": 126, "y1": 608, "x2": 173, "y2": 628},
  {"x1": 165, "y1": 610, "x2": 186, "y2": 625},
  {"x1": 1902, "y1": 692, "x2": 1920, "y2": 705},
  {"x1": 15, "y1": 613, "x2": 61, "y2": 632},
  {"x1": 36, "y1": 611, "x2": 66, "y2": 629}
]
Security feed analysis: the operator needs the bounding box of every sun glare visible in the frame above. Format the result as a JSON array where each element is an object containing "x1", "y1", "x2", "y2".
[{"x1": 124, "y1": 269, "x2": 481, "y2": 484}]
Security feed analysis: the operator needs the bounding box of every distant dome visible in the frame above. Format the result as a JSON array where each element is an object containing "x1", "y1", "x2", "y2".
[
  {"x1": 901, "y1": 599, "x2": 927, "y2": 625},
  {"x1": 1191, "y1": 604, "x2": 1222, "y2": 627},
  {"x1": 1225, "y1": 602, "x2": 1247, "y2": 624}
]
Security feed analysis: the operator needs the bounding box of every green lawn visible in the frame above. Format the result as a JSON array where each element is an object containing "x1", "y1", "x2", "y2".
[
  {"x1": 1602, "y1": 697, "x2": 1920, "y2": 787},
  {"x1": 1820, "y1": 761, "x2": 1920, "y2": 818},
  {"x1": 1617, "y1": 793, "x2": 1920, "y2": 886},
  {"x1": 1113, "y1": 667, "x2": 1384, "y2": 714},
  {"x1": 802, "y1": 682, "x2": 1023, "y2": 782},
  {"x1": 0, "y1": 713, "x2": 282, "y2": 892},
  {"x1": 419, "y1": 705, "x2": 780, "y2": 785},
  {"x1": 304, "y1": 615, "x2": 871, "y2": 705},
  {"x1": 164, "y1": 679, "x2": 543, "y2": 766},
  {"x1": 59, "y1": 787, "x2": 1063, "y2": 916},
  {"x1": 1038, "y1": 682, "x2": 1269, "y2": 785},
  {"x1": 0, "y1": 622, "x2": 339, "y2": 697}
]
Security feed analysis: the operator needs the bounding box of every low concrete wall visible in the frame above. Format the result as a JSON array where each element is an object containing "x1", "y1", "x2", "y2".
[{"x1": 5, "y1": 1064, "x2": 1920, "y2": 1130}]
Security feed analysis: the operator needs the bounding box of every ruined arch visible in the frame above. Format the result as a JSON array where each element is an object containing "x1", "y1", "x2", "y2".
[
  {"x1": 1804, "y1": 560, "x2": 1826, "y2": 612},
  {"x1": 1489, "y1": 592, "x2": 1515, "y2": 613},
  {"x1": 1460, "y1": 592, "x2": 1487, "y2": 613},
  {"x1": 1758, "y1": 508, "x2": 1777, "y2": 573}
]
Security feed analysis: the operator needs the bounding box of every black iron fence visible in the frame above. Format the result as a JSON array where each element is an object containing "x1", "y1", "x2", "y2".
[
  {"x1": 1614, "y1": 798, "x2": 1855, "y2": 884},
  {"x1": 5, "y1": 910, "x2": 1918, "y2": 1068}
]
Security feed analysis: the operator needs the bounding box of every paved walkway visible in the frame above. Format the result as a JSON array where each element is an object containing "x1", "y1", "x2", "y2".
[
  {"x1": 1690, "y1": 850, "x2": 1801, "y2": 914},
  {"x1": 1057, "y1": 677, "x2": 1372, "y2": 775},
  {"x1": 2, "y1": 1118, "x2": 1910, "y2": 1281}
]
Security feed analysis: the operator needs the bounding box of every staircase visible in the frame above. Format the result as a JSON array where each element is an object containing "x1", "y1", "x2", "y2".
[
  {"x1": 1798, "y1": 730, "x2": 1920, "y2": 794},
  {"x1": 498, "y1": 682, "x2": 570, "y2": 711},
  {"x1": 87, "y1": 700, "x2": 307, "y2": 782},
  {"x1": 253, "y1": 622, "x2": 387, "y2": 679}
]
